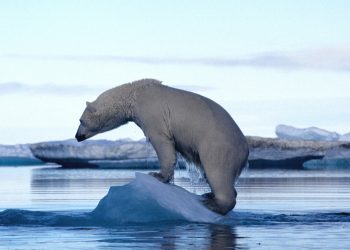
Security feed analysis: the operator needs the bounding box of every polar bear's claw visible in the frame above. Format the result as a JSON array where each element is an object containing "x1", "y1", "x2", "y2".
[{"x1": 148, "y1": 172, "x2": 171, "y2": 183}]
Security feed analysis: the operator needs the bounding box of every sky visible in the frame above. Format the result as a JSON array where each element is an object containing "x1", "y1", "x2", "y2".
[{"x1": 1, "y1": 0, "x2": 350, "y2": 144}]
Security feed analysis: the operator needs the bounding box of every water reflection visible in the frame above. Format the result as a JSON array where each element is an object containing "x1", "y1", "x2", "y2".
[
  {"x1": 157, "y1": 224, "x2": 238, "y2": 250},
  {"x1": 94, "y1": 224, "x2": 238, "y2": 250},
  {"x1": 208, "y1": 225, "x2": 238, "y2": 250},
  {"x1": 30, "y1": 167, "x2": 350, "y2": 212},
  {"x1": 30, "y1": 167, "x2": 139, "y2": 210},
  {"x1": 31, "y1": 167, "x2": 136, "y2": 187}
]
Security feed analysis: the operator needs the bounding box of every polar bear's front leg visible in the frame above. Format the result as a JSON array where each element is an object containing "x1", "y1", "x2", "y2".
[{"x1": 148, "y1": 135, "x2": 177, "y2": 183}]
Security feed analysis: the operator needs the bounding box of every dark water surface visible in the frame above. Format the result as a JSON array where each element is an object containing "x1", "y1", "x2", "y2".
[{"x1": 0, "y1": 166, "x2": 349, "y2": 249}]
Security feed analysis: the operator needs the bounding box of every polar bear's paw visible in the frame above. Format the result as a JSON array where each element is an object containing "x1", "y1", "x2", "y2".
[
  {"x1": 202, "y1": 197, "x2": 222, "y2": 214},
  {"x1": 148, "y1": 172, "x2": 171, "y2": 183},
  {"x1": 202, "y1": 196, "x2": 235, "y2": 215}
]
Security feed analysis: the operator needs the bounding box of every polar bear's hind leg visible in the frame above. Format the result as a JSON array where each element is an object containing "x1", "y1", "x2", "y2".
[{"x1": 200, "y1": 155, "x2": 240, "y2": 215}]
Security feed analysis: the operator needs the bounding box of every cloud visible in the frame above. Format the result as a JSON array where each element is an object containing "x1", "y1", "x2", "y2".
[
  {"x1": 2, "y1": 45, "x2": 350, "y2": 72},
  {"x1": 0, "y1": 82, "x2": 102, "y2": 95},
  {"x1": 295, "y1": 46, "x2": 350, "y2": 71},
  {"x1": 0, "y1": 81, "x2": 214, "y2": 95}
]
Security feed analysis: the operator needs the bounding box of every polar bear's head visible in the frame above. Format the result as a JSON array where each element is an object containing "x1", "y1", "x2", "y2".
[
  {"x1": 75, "y1": 102, "x2": 102, "y2": 141},
  {"x1": 75, "y1": 80, "x2": 158, "y2": 142},
  {"x1": 75, "y1": 88, "x2": 133, "y2": 142}
]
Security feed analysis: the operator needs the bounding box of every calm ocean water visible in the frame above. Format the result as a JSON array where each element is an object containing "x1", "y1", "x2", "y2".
[{"x1": 0, "y1": 165, "x2": 349, "y2": 249}]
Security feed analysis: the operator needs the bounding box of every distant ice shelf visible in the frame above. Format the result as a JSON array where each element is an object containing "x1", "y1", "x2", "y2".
[
  {"x1": 27, "y1": 136, "x2": 350, "y2": 170},
  {"x1": 2, "y1": 124, "x2": 350, "y2": 169},
  {"x1": 0, "y1": 144, "x2": 43, "y2": 166}
]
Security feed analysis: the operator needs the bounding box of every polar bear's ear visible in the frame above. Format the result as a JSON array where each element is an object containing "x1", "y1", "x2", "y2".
[{"x1": 86, "y1": 101, "x2": 97, "y2": 113}]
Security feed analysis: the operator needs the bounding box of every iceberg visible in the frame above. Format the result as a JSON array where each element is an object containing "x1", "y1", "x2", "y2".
[
  {"x1": 247, "y1": 136, "x2": 350, "y2": 169},
  {"x1": 0, "y1": 144, "x2": 42, "y2": 166},
  {"x1": 29, "y1": 139, "x2": 187, "y2": 168},
  {"x1": 0, "y1": 173, "x2": 222, "y2": 226},
  {"x1": 92, "y1": 173, "x2": 222, "y2": 224},
  {"x1": 29, "y1": 136, "x2": 350, "y2": 170},
  {"x1": 247, "y1": 136, "x2": 334, "y2": 169},
  {"x1": 303, "y1": 144, "x2": 350, "y2": 169},
  {"x1": 275, "y1": 124, "x2": 340, "y2": 141}
]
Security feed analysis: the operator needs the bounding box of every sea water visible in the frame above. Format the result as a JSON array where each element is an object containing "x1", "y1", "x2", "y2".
[{"x1": 0, "y1": 166, "x2": 349, "y2": 249}]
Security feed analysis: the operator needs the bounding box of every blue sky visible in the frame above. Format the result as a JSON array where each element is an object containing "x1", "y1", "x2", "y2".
[{"x1": 1, "y1": 1, "x2": 350, "y2": 144}]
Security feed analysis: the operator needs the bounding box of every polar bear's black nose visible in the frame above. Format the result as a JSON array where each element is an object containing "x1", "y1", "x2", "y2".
[{"x1": 75, "y1": 133, "x2": 86, "y2": 142}]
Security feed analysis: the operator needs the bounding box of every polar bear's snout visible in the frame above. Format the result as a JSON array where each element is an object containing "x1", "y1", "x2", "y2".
[
  {"x1": 75, "y1": 124, "x2": 88, "y2": 142},
  {"x1": 75, "y1": 132, "x2": 86, "y2": 142}
]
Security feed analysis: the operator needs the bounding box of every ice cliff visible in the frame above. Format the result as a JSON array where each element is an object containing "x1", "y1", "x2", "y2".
[
  {"x1": 0, "y1": 144, "x2": 42, "y2": 165},
  {"x1": 247, "y1": 136, "x2": 350, "y2": 169},
  {"x1": 29, "y1": 139, "x2": 187, "y2": 169},
  {"x1": 29, "y1": 136, "x2": 350, "y2": 169},
  {"x1": 2, "y1": 124, "x2": 348, "y2": 169}
]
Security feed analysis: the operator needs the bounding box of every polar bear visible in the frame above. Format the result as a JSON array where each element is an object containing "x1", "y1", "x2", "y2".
[{"x1": 75, "y1": 79, "x2": 249, "y2": 215}]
